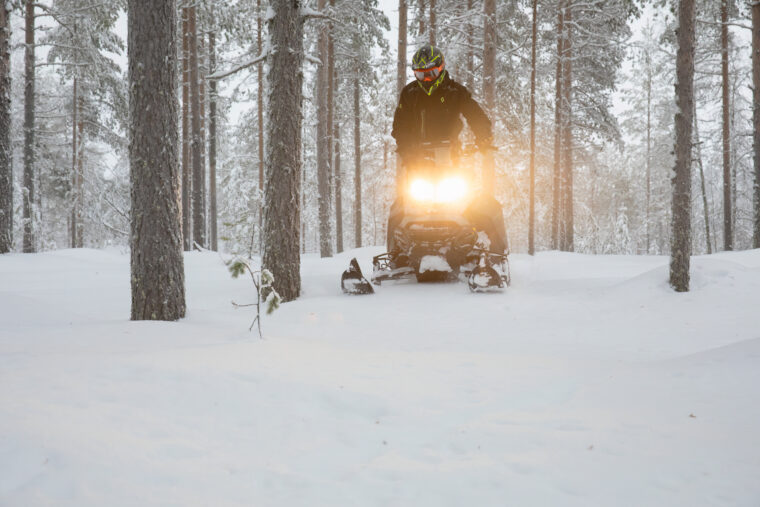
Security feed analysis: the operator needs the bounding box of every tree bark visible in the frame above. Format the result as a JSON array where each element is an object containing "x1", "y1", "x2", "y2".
[
  {"x1": 189, "y1": 6, "x2": 206, "y2": 248},
  {"x1": 551, "y1": 2, "x2": 565, "y2": 250},
  {"x1": 753, "y1": 0, "x2": 760, "y2": 248},
  {"x1": 429, "y1": 0, "x2": 436, "y2": 45},
  {"x1": 23, "y1": 0, "x2": 35, "y2": 253},
  {"x1": 316, "y1": 0, "x2": 332, "y2": 257},
  {"x1": 262, "y1": 0, "x2": 304, "y2": 302},
  {"x1": 482, "y1": 0, "x2": 496, "y2": 193},
  {"x1": 330, "y1": 0, "x2": 340, "y2": 254},
  {"x1": 0, "y1": 0, "x2": 11, "y2": 253},
  {"x1": 71, "y1": 77, "x2": 78, "y2": 248},
  {"x1": 721, "y1": 0, "x2": 732, "y2": 250},
  {"x1": 128, "y1": 0, "x2": 186, "y2": 320},
  {"x1": 693, "y1": 106, "x2": 712, "y2": 254},
  {"x1": 181, "y1": 5, "x2": 191, "y2": 250},
  {"x1": 354, "y1": 68, "x2": 362, "y2": 248},
  {"x1": 528, "y1": 0, "x2": 537, "y2": 255},
  {"x1": 75, "y1": 95, "x2": 84, "y2": 248},
  {"x1": 561, "y1": 1, "x2": 574, "y2": 252},
  {"x1": 466, "y1": 0, "x2": 474, "y2": 91},
  {"x1": 670, "y1": 0, "x2": 695, "y2": 292},
  {"x1": 208, "y1": 30, "x2": 218, "y2": 251},
  {"x1": 397, "y1": 0, "x2": 407, "y2": 194},
  {"x1": 335, "y1": 120, "x2": 343, "y2": 252},
  {"x1": 257, "y1": 0, "x2": 264, "y2": 251}
]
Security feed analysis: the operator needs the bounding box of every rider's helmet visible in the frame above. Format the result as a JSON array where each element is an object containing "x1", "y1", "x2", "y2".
[{"x1": 412, "y1": 45, "x2": 446, "y2": 94}]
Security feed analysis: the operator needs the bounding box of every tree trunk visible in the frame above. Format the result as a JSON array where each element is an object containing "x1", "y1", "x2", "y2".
[
  {"x1": 354, "y1": 69, "x2": 362, "y2": 248},
  {"x1": 551, "y1": 2, "x2": 565, "y2": 250},
  {"x1": 397, "y1": 0, "x2": 407, "y2": 194},
  {"x1": 316, "y1": 0, "x2": 332, "y2": 257},
  {"x1": 181, "y1": 5, "x2": 191, "y2": 250},
  {"x1": 694, "y1": 105, "x2": 713, "y2": 254},
  {"x1": 670, "y1": 0, "x2": 695, "y2": 292},
  {"x1": 528, "y1": 0, "x2": 536, "y2": 255},
  {"x1": 330, "y1": 1, "x2": 340, "y2": 254},
  {"x1": 754, "y1": 0, "x2": 760, "y2": 248},
  {"x1": 257, "y1": 0, "x2": 264, "y2": 252},
  {"x1": 262, "y1": 0, "x2": 304, "y2": 302},
  {"x1": 23, "y1": 0, "x2": 35, "y2": 253},
  {"x1": 208, "y1": 30, "x2": 218, "y2": 251},
  {"x1": 645, "y1": 44, "x2": 652, "y2": 254},
  {"x1": 335, "y1": 120, "x2": 343, "y2": 251},
  {"x1": 189, "y1": 6, "x2": 206, "y2": 248},
  {"x1": 561, "y1": 1, "x2": 573, "y2": 252},
  {"x1": 75, "y1": 96, "x2": 84, "y2": 248},
  {"x1": 0, "y1": 0, "x2": 11, "y2": 253},
  {"x1": 418, "y1": 0, "x2": 426, "y2": 39},
  {"x1": 482, "y1": 0, "x2": 496, "y2": 193},
  {"x1": 128, "y1": 0, "x2": 186, "y2": 320},
  {"x1": 466, "y1": 0, "x2": 474, "y2": 91},
  {"x1": 721, "y1": 0, "x2": 732, "y2": 250},
  {"x1": 429, "y1": 0, "x2": 436, "y2": 45},
  {"x1": 71, "y1": 77, "x2": 78, "y2": 248}
]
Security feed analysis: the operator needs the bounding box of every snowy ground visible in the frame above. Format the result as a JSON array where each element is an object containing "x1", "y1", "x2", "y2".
[{"x1": 1, "y1": 247, "x2": 759, "y2": 506}]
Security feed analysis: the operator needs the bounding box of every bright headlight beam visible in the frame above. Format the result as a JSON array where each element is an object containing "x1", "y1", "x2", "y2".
[
  {"x1": 410, "y1": 179, "x2": 435, "y2": 202},
  {"x1": 409, "y1": 177, "x2": 468, "y2": 203}
]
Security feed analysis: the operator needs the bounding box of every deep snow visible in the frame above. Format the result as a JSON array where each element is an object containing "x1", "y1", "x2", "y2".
[{"x1": 1, "y1": 247, "x2": 759, "y2": 506}]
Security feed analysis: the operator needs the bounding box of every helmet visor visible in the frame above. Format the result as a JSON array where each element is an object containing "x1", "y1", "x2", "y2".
[{"x1": 413, "y1": 63, "x2": 444, "y2": 83}]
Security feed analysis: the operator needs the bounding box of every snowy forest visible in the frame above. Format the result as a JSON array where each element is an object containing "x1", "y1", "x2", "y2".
[
  {"x1": 2, "y1": 1, "x2": 760, "y2": 504},
  {"x1": 0, "y1": 0, "x2": 758, "y2": 303}
]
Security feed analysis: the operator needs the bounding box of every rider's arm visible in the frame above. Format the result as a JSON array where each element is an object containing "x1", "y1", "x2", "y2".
[
  {"x1": 391, "y1": 91, "x2": 414, "y2": 161},
  {"x1": 459, "y1": 88, "x2": 493, "y2": 146}
]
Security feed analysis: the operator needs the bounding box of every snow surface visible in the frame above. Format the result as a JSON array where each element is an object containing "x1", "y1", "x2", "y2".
[{"x1": 1, "y1": 247, "x2": 759, "y2": 506}]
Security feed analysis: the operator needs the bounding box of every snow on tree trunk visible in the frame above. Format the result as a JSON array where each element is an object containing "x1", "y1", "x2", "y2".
[
  {"x1": 23, "y1": 0, "x2": 35, "y2": 253},
  {"x1": 0, "y1": 0, "x2": 10, "y2": 253},
  {"x1": 262, "y1": 0, "x2": 304, "y2": 302},
  {"x1": 75, "y1": 96, "x2": 84, "y2": 248},
  {"x1": 316, "y1": 0, "x2": 333, "y2": 258},
  {"x1": 670, "y1": 0, "x2": 696, "y2": 292},
  {"x1": 189, "y1": 5, "x2": 206, "y2": 249},
  {"x1": 208, "y1": 31, "x2": 218, "y2": 252},
  {"x1": 128, "y1": 0, "x2": 186, "y2": 320},
  {"x1": 354, "y1": 64, "x2": 362, "y2": 249},
  {"x1": 721, "y1": 0, "x2": 732, "y2": 251},
  {"x1": 754, "y1": 0, "x2": 760, "y2": 248},
  {"x1": 329, "y1": 0, "x2": 340, "y2": 254}
]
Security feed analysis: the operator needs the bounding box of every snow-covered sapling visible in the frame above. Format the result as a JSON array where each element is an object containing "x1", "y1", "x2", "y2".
[{"x1": 228, "y1": 257, "x2": 281, "y2": 338}]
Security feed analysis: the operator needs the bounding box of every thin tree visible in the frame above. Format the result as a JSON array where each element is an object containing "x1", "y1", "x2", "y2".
[
  {"x1": 721, "y1": 0, "x2": 732, "y2": 250},
  {"x1": 316, "y1": 0, "x2": 332, "y2": 257},
  {"x1": 397, "y1": 0, "x2": 407, "y2": 193},
  {"x1": 257, "y1": 0, "x2": 264, "y2": 250},
  {"x1": 561, "y1": 1, "x2": 573, "y2": 252},
  {"x1": 23, "y1": 0, "x2": 35, "y2": 253},
  {"x1": 128, "y1": 0, "x2": 186, "y2": 320},
  {"x1": 329, "y1": 0, "x2": 340, "y2": 253},
  {"x1": 693, "y1": 104, "x2": 713, "y2": 254},
  {"x1": 0, "y1": 1, "x2": 12, "y2": 253},
  {"x1": 262, "y1": 0, "x2": 306, "y2": 302},
  {"x1": 429, "y1": 0, "x2": 436, "y2": 45},
  {"x1": 670, "y1": 0, "x2": 696, "y2": 292},
  {"x1": 189, "y1": 4, "x2": 206, "y2": 248},
  {"x1": 208, "y1": 30, "x2": 218, "y2": 251},
  {"x1": 644, "y1": 33, "x2": 652, "y2": 254},
  {"x1": 551, "y1": 2, "x2": 565, "y2": 250},
  {"x1": 482, "y1": 0, "x2": 496, "y2": 193},
  {"x1": 528, "y1": 0, "x2": 537, "y2": 255},
  {"x1": 354, "y1": 35, "x2": 362, "y2": 248},
  {"x1": 754, "y1": 0, "x2": 760, "y2": 248},
  {"x1": 181, "y1": 4, "x2": 192, "y2": 250}
]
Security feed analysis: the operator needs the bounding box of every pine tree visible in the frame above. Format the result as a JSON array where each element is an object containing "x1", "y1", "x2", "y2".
[
  {"x1": 753, "y1": 0, "x2": 760, "y2": 248},
  {"x1": 0, "y1": 1, "x2": 11, "y2": 253},
  {"x1": 23, "y1": 0, "x2": 35, "y2": 253},
  {"x1": 128, "y1": 0, "x2": 186, "y2": 320}
]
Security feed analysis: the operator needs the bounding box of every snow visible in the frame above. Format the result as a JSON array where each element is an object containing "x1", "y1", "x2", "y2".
[
  {"x1": 1, "y1": 247, "x2": 760, "y2": 506},
  {"x1": 419, "y1": 254, "x2": 451, "y2": 273}
]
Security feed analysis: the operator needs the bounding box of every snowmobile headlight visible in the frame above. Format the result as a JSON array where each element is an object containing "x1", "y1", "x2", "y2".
[
  {"x1": 410, "y1": 179, "x2": 435, "y2": 202},
  {"x1": 436, "y1": 177, "x2": 468, "y2": 203}
]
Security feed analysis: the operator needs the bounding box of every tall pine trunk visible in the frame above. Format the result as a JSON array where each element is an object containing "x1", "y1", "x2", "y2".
[
  {"x1": 75, "y1": 96, "x2": 84, "y2": 248},
  {"x1": 208, "y1": 31, "x2": 218, "y2": 251},
  {"x1": 397, "y1": 0, "x2": 407, "y2": 194},
  {"x1": 71, "y1": 78, "x2": 78, "y2": 248},
  {"x1": 528, "y1": 0, "x2": 537, "y2": 255},
  {"x1": 128, "y1": 0, "x2": 186, "y2": 320},
  {"x1": 551, "y1": 3, "x2": 565, "y2": 250},
  {"x1": 482, "y1": 0, "x2": 496, "y2": 193},
  {"x1": 329, "y1": 0, "x2": 340, "y2": 253},
  {"x1": 429, "y1": 0, "x2": 436, "y2": 45},
  {"x1": 316, "y1": 0, "x2": 332, "y2": 257},
  {"x1": 561, "y1": 2, "x2": 573, "y2": 252},
  {"x1": 645, "y1": 45, "x2": 652, "y2": 254},
  {"x1": 257, "y1": 0, "x2": 264, "y2": 251},
  {"x1": 670, "y1": 0, "x2": 696, "y2": 292},
  {"x1": 753, "y1": 0, "x2": 760, "y2": 248},
  {"x1": 181, "y1": 5, "x2": 192, "y2": 250},
  {"x1": 189, "y1": 6, "x2": 206, "y2": 248},
  {"x1": 23, "y1": 0, "x2": 35, "y2": 253},
  {"x1": 0, "y1": 0, "x2": 11, "y2": 253},
  {"x1": 721, "y1": 0, "x2": 732, "y2": 250},
  {"x1": 354, "y1": 67, "x2": 362, "y2": 248},
  {"x1": 465, "y1": 0, "x2": 474, "y2": 90},
  {"x1": 263, "y1": 0, "x2": 304, "y2": 302}
]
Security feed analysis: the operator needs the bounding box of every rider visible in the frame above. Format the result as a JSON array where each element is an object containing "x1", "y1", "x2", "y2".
[{"x1": 388, "y1": 45, "x2": 507, "y2": 264}]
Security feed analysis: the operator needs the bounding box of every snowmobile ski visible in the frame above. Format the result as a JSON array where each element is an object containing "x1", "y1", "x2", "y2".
[
  {"x1": 467, "y1": 251, "x2": 510, "y2": 292},
  {"x1": 341, "y1": 258, "x2": 375, "y2": 295}
]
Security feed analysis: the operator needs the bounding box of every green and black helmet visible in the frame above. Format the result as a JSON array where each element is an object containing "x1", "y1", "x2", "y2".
[{"x1": 412, "y1": 45, "x2": 446, "y2": 93}]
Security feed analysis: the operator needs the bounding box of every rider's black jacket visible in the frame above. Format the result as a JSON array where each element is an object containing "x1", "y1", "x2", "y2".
[{"x1": 391, "y1": 71, "x2": 492, "y2": 162}]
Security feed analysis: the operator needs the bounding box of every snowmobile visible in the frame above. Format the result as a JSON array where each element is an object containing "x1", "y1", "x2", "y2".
[{"x1": 341, "y1": 142, "x2": 510, "y2": 295}]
